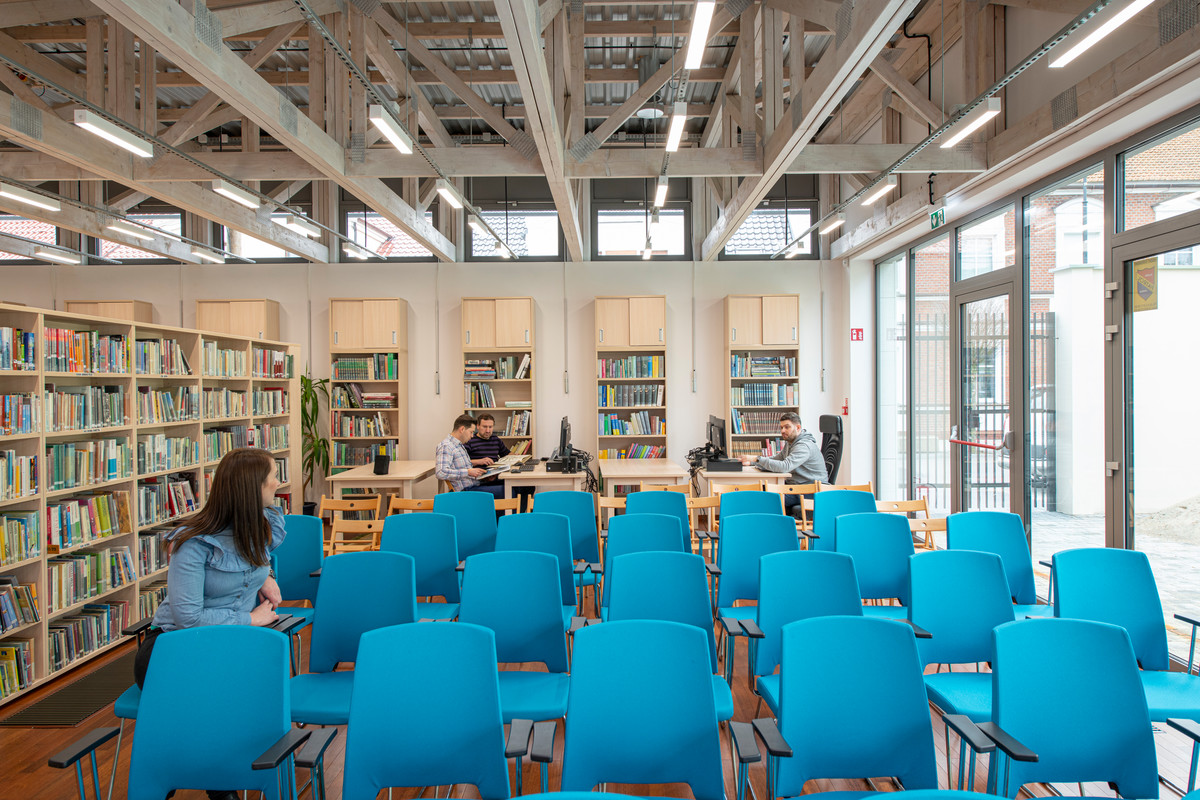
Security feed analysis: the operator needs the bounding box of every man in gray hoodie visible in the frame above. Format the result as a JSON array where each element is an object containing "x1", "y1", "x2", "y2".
[{"x1": 739, "y1": 411, "x2": 828, "y2": 518}]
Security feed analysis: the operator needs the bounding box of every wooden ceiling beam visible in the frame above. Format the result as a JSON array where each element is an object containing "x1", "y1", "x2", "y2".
[
  {"x1": 869, "y1": 54, "x2": 944, "y2": 129},
  {"x1": 361, "y1": 19, "x2": 455, "y2": 150}
]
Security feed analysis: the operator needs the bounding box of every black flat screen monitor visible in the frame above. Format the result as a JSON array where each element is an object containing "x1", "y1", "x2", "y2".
[
  {"x1": 706, "y1": 415, "x2": 727, "y2": 459},
  {"x1": 558, "y1": 416, "x2": 573, "y2": 459}
]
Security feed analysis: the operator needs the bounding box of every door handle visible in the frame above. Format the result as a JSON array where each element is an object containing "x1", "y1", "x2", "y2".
[
  {"x1": 792, "y1": 326, "x2": 797, "y2": 341},
  {"x1": 658, "y1": 328, "x2": 663, "y2": 342},
  {"x1": 731, "y1": 327, "x2": 736, "y2": 341},
  {"x1": 599, "y1": 328, "x2": 604, "y2": 343},
  {"x1": 525, "y1": 329, "x2": 529, "y2": 343},
  {"x1": 466, "y1": 330, "x2": 470, "y2": 344},
  {"x1": 392, "y1": 331, "x2": 397, "y2": 345},
  {"x1": 333, "y1": 331, "x2": 339, "y2": 345}
]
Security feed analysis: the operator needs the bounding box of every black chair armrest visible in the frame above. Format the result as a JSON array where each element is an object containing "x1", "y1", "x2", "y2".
[
  {"x1": 569, "y1": 616, "x2": 590, "y2": 635},
  {"x1": 694, "y1": 530, "x2": 711, "y2": 540},
  {"x1": 752, "y1": 717, "x2": 793, "y2": 758},
  {"x1": 309, "y1": 568, "x2": 322, "y2": 578},
  {"x1": 531, "y1": 720, "x2": 556, "y2": 763},
  {"x1": 294, "y1": 727, "x2": 338, "y2": 769},
  {"x1": 798, "y1": 531, "x2": 819, "y2": 540},
  {"x1": 705, "y1": 563, "x2": 722, "y2": 576},
  {"x1": 270, "y1": 615, "x2": 307, "y2": 636},
  {"x1": 252, "y1": 729, "x2": 311, "y2": 770},
  {"x1": 587, "y1": 562, "x2": 602, "y2": 575},
  {"x1": 1174, "y1": 613, "x2": 1200, "y2": 629},
  {"x1": 1168, "y1": 718, "x2": 1200, "y2": 742},
  {"x1": 573, "y1": 561, "x2": 588, "y2": 574},
  {"x1": 740, "y1": 619, "x2": 766, "y2": 639},
  {"x1": 599, "y1": 529, "x2": 608, "y2": 540},
  {"x1": 48, "y1": 727, "x2": 121, "y2": 769},
  {"x1": 506, "y1": 718, "x2": 534, "y2": 759},
  {"x1": 719, "y1": 617, "x2": 744, "y2": 636},
  {"x1": 455, "y1": 561, "x2": 465, "y2": 572},
  {"x1": 729, "y1": 721, "x2": 762, "y2": 764},
  {"x1": 902, "y1": 619, "x2": 933, "y2": 639},
  {"x1": 122, "y1": 617, "x2": 154, "y2": 637},
  {"x1": 944, "y1": 714, "x2": 995, "y2": 754},
  {"x1": 1038, "y1": 560, "x2": 1052, "y2": 569},
  {"x1": 977, "y1": 721, "x2": 1038, "y2": 762}
]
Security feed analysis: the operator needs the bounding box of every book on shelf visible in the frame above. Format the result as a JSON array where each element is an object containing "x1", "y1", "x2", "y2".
[
  {"x1": 48, "y1": 600, "x2": 130, "y2": 673},
  {"x1": 44, "y1": 384, "x2": 125, "y2": 433},
  {"x1": 514, "y1": 353, "x2": 531, "y2": 380},
  {"x1": 464, "y1": 382, "x2": 497, "y2": 408},
  {"x1": 730, "y1": 354, "x2": 797, "y2": 378},
  {"x1": 251, "y1": 388, "x2": 289, "y2": 416},
  {"x1": 1, "y1": 510, "x2": 39, "y2": 565},
  {"x1": 598, "y1": 383, "x2": 664, "y2": 407},
  {"x1": 332, "y1": 354, "x2": 397, "y2": 381},
  {"x1": 45, "y1": 328, "x2": 129, "y2": 374},
  {"x1": 0, "y1": 575, "x2": 41, "y2": 631},
  {"x1": 464, "y1": 360, "x2": 497, "y2": 380},
  {"x1": 0, "y1": 449, "x2": 38, "y2": 501},
  {"x1": 0, "y1": 392, "x2": 40, "y2": 436},
  {"x1": 503, "y1": 401, "x2": 532, "y2": 408},
  {"x1": 202, "y1": 388, "x2": 248, "y2": 419},
  {"x1": 252, "y1": 348, "x2": 293, "y2": 379},
  {"x1": 46, "y1": 490, "x2": 130, "y2": 549},
  {"x1": 597, "y1": 355, "x2": 664, "y2": 379},
  {"x1": 0, "y1": 638, "x2": 34, "y2": 697},
  {"x1": 598, "y1": 443, "x2": 665, "y2": 459},
  {"x1": 202, "y1": 342, "x2": 247, "y2": 378},
  {"x1": 597, "y1": 411, "x2": 665, "y2": 436},
  {"x1": 136, "y1": 386, "x2": 200, "y2": 424},
  {"x1": 730, "y1": 383, "x2": 797, "y2": 406},
  {"x1": 0, "y1": 327, "x2": 36, "y2": 371},
  {"x1": 134, "y1": 338, "x2": 190, "y2": 376},
  {"x1": 508, "y1": 439, "x2": 532, "y2": 455}
]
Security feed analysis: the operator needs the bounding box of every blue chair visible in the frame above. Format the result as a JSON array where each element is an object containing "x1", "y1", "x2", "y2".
[
  {"x1": 715, "y1": 513, "x2": 800, "y2": 621},
  {"x1": 562, "y1": 620, "x2": 744, "y2": 800},
  {"x1": 291, "y1": 551, "x2": 417, "y2": 725},
  {"x1": 835, "y1": 512, "x2": 915, "y2": 620},
  {"x1": 380, "y1": 512, "x2": 461, "y2": 620},
  {"x1": 434, "y1": 491, "x2": 498, "y2": 559},
  {"x1": 496, "y1": 512, "x2": 578, "y2": 625},
  {"x1": 947, "y1": 511, "x2": 1051, "y2": 617},
  {"x1": 811, "y1": 489, "x2": 876, "y2": 551},
  {"x1": 532, "y1": 490, "x2": 600, "y2": 613},
  {"x1": 626, "y1": 490, "x2": 693, "y2": 553},
  {"x1": 274, "y1": 514, "x2": 323, "y2": 621},
  {"x1": 985, "y1": 618, "x2": 1158, "y2": 798},
  {"x1": 600, "y1": 512, "x2": 687, "y2": 619},
  {"x1": 341, "y1": 622, "x2": 535, "y2": 800},
  {"x1": 719, "y1": 489, "x2": 784, "y2": 518}
]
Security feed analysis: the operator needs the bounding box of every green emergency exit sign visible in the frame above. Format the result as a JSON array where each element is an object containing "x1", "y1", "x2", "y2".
[{"x1": 930, "y1": 207, "x2": 945, "y2": 230}]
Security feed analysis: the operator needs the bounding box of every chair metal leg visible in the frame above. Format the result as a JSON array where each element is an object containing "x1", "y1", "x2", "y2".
[{"x1": 106, "y1": 718, "x2": 126, "y2": 800}]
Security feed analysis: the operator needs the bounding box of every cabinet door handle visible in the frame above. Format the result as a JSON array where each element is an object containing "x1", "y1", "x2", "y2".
[
  {"x1": 466, "y1": 330, "x2": 470, "y2": 344},
  {"x1": 792, "y1": 326, "x2": 797, "y2": 341},
  {"x1": 731, "y1": 327, "x2": 736, "y2": 341},
  {"x1": 525, "y1": 329, "x2": 530, "y2": 344},
  {"x1": 599, "y1": 328, "x2": 604, "y2": 343},
  {"x1": 658, "y1": 327, "x2": 663, "y2": 342},
  {"x1": 334, "y1": 331, "x2": 339, "y2": 345},
  {"x1": 392, "y1": 331, "x2": 397, "y2": 345}
]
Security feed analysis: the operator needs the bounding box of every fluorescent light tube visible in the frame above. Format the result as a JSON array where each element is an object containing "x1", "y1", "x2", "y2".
[
  {"x1": 819, "y1": 214, "x2": 845, "y2": 235},
  {"x1": 436, "y1": 179, "x2": 463, "y2": 210},
  {"x1": 665, "y1": 102, "x2": 687, "y2": 152},
  {"x1": 369, "y1": 104, "x2": 414, "y2": 154},
  {"x1": 495, "y1": 240, "x2": 511, "y2": 259},
  {"x1": 0, "y1": 182, "x2": 61, "y2": 212},
  {"x1": 281, "y1": 215, "x2": 321, "y2": 238},
  {"x1": 654, "y1": 176, "x2": 669, "y2": 208},
  {"x1": 191, "y1": 247, "x2": 225, "y2": 263},
  {"x1": 73, "y1": 109, "x2": 154, "y2": 158},
  {"x1": 342, "y1": 242, "x2": 372, "y2": 260},
  {"x1": 106, "y1": 220, "x2": 155, "y2": 241},
  {"x1": 684, "y1": 1, "x2": 716, "y2": 70},
  {"x1": 211, "y1": 179, "x2": 260, "y2": 209},
  {"x1": 861, "y1": 176, "x2": 899, "y2": 206},
  {"x1": 1050, "y1": 0, "x2": 1155, "y2": 68},
  {"x1": 940, "y1": 98, "x2": 1002, "y2": 149},
  {"x1": 35, "y1": 247, "x2": 81, "y2": 264},
  {"x1": 468, "y1": 214, "x2": 487, "y2": 235}
]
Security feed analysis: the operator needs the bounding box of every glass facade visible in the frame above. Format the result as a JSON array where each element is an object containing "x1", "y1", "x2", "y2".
[
  {"x1": 957, "y1": 207, "x2": 1015, "y2": 280},
  {"x1": 876, "y1": 254, "x2": 908, "y2": 504},
  {"x1": 595, "y1": 207, "x2": 687, "y2": 258},
  {"x1": 1120, "y1": 119, "x2": 1200, "y2": 232},
  {"x1": 470, "y1": 209, "x2": 560, "y2": 259}
]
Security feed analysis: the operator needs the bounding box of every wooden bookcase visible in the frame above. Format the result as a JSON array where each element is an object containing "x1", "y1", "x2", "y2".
[
  {"x1": 724, "y1": 295, "x2": 801, "y2": 459},
  {"x1": 595, "y1": 296, "x2": 667, "y2": 460},
  {"x1": 195, "y1": 299, "x2": 281, "y2": 341},
  {"x1": 0, "y1": 302, "x2": 300, "y2": 707},
  {"x1": 462, "y1": 297, "x2": 535, "y2": 455},
  {"x1": 64, "y1": 300, "x2": 154, "y2": 324},
  {"x1": 328, "y1": 299, "x2": 408, "y2": 492}
]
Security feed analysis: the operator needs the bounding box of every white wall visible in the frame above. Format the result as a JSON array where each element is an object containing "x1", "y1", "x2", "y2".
[{"x1": 0, "y1": 258, "x2": 858, "y2": 498}]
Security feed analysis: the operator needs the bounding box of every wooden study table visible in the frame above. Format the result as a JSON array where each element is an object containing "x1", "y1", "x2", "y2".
[
  {"x1": 597, "y1": 459, "x2": 690, "y2": 497},
  {"x1": 326, "y1": 460, "x2": 436, "y2": 500},
  {"x1": 499, "y1": 461, "x2": 586, "y2": 496},
  {"x1": 698, "y1": 465, "x2": 790, "y2": 492}
]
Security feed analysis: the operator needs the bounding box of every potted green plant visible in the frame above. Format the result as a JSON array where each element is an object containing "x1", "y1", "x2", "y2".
[{"x1": 299, "y1": 372, "x2": 330, "y2": 515}]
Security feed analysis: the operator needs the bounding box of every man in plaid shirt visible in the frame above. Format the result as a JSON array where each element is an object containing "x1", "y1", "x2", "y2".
[{"x1": 435, "y1": 414, "x2": 505, "y2": 499}]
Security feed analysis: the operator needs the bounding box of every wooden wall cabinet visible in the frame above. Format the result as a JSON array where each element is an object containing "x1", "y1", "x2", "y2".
[
  {"x1": 195, "y1": 299, "x2": 280, "y2": 340},
  {"x1": 724, "y1": 294, "x2": 801, "y2": 459},
  {"x1": 463, "y1": 297, "x2": 533, "y2": 349},
  {"x1": 596, "y1": 296, "x2": 665, "y2": 348},
  {"x1": 596, "y1": 296, "x2": 667, "y2": 460},
  {"x1": 330, "y1": 298, "x2": 402, "y2": 350},
  {"x1": 65, "y1": 300, "x2": 154, "y2": 324}
]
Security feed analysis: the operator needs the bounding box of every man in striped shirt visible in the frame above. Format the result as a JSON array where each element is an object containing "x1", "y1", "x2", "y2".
[{"x1": 464, "y1": 413, "x2": 510, "y2": 471}]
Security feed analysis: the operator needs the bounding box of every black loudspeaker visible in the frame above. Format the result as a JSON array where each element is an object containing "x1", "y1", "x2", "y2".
[{"x1": 373, "y1": 453, "x2": 391, "y2": 475}]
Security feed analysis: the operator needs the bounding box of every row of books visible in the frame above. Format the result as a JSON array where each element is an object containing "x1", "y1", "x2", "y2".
[
  {"x1": 139, "y1": 583, "x2": 167, "y2": 621},
  {"x1": 0, "y1": 392, "x2": 38, "y2": 436},
  {"x1": 508, "y1": 439, "x2": 532, "y2": 455},
  {"x1": 44, "y1": 329, "x2": 128, "y2": 374},
  {"x1": 135, "y1": 338, "x2": 190, "y2": 376},
  {"x1": 47, "y1": 545, "x2": 136, "y2": 613},
  {"x1": 334, "y1": 412, "x2": 391, "y2": 438},
  {"x1": 503, "y1": 410, "x2": 531, "y2": 437},
  {"x1": 45, "y1": 439, "x2": 133, "y2": 492},
  {"x1": 0, "y1": 638, "x2": 34, "y2": 698},
  {"x1": 202, "y1": 388, "x2": 246, "y2": 419},
  {"x1": 0, "y1": 576, "x2": 40, "y2": 632},
  {"x1": 730, "y1": 439, "x2": 786, "y2": 458},
  {"x1": 333, "y1": 440, "x2": 398, "y2": 468},
  {"x1": 271, "y1": 494, "x2": 292, "y2": 513},
  {"x1": 0, "y1": 450, "x2": 38, "y2": 501},
  {"x1": 49, "y1": 600, "x2": 131, "y2": 674},
  {"x1": 137, "y1": 387, "x2": 200, "y2": 424},
  {"x1": 597, "y1": 355, "x2": 664, "y2": 379},
  {"x1": 202, "y1": 342, "x2": 247, "y2": 378},
  {"x1": 137, "y1": 477, "x2": 197, "y2": 528},
  {"x1": 599, "y1": 411, "x2": 665, "y2": 436},
  {"x1": 47, "y1": 491, "x2": 131, "y2": 550},
  {"x1": 252, "y1": 388, "x2": 290, "y2": 416},
  {"x1": 203, "y1": 427, "x2": 248, "y2": 463},
  {"x1": 332, "y1": 354, "x2": 398, "y2": 381},
  {"x1": 597, "y1": 443, "x2": 666, "y2": 459},
  {"x1": 256, "y1": 423, "x2": 289, "y2": 451},
  {"x1": 731, "y1": 383, "x2": 798, "y2": 407},
  {"x1": 730, "y1": 354, "x2": 797, "y2": 378},
  {"x1": 252, "y1": 348, "x2": 293, "y2": 378},
  {"x1": 331, "y1": 383, "x2": 394, "y2": 409},
  {"x1": 0, "y1": 327, "x2": 36, "y2": 371},
  {"x1": 464, "y1": 382, "x2": 500, "y2": 408},
  {"x1": 275, "y1": 458, "x2": 289, "y2": 485},
  {"x1": 730, "y1": 408, "x2": 792, "y2": 435},
  {"x1": 598, "y1": 383, "x2": 664, "y2": 408},
  {"x1": 1, "y1": 511, "x2": 38, "y2": 565},
  {"x1": 137, "y1": 435, "x2": 199, "y2": 475},
  {"x1": 463, "y1": 354, "x2": 532, "y2": 381},
  {"x1": 138, "y1": 529, "x2": 169, "y2": 576},
  {"x1": 44, "y1": 385, "x2": 125, "y2": 433}
]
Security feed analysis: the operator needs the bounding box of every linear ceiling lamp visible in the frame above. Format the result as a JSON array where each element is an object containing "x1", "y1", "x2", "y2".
[
  {"x1": 642, "y1": 237, "x2": 653, "y2": 260},
  {"x1": 342, "y1": 242, "x2": 373, "y2": 260},
  {"x1": 665, "y1": 102, "x2": 688, "y2": 152},
  {"x1": 73, "y1": 109, "x2": 154, "y2": 158},
  {"x1": 468, "y1": 214, "x2": 488, "y2": 235},
  {"x1": 191, "y1": 246, "x2": 225, "y2": 263},
  {"x1": 653, "y1": 176, "x2": 669, "y2": 208},
  {"x1": 684, "y1": 1, "x2": 716, "y2": 70},
  {"x1": 0, "y1": 182, "x2": 61, "y2": 212},
  {"x1": 819, "y1": 213, "x2": 846, "y2": 235},
  {"x1": 1050, "y1": 0, "x2": 1154, "y2": 68},
  {"x1": 494, "y1": 240, "x2": 511, "y2": 259},
  {"x1": 939, "y1": 98, "x2": 1002, "y2": 149},
  {"x1": 211, "y1": 179, "x2": 260, "y2": 209},
  {"x1": 35, "y1": 246, "x2": 81, "y2": 264},
  {"x1": 436, "y1": 179, "x2": 464, "y2": 210},
  {"x1": 281, "y1": 215, "x2": 321, "y2": 238},
  {"x1": 368, "y1": 104, "x2": 414, "y2": 155},
  {"x1": 861, "y1": 175, "x2": 899, "y2": 206},
  {"x1": 106, "y1": 220, "x2": 155, "y2": 241}
]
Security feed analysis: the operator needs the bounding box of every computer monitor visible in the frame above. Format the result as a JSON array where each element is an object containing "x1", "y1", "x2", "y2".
[
  {"x1": 557, "y1": 416, "x2": 573, "y2": 459},
  {"x1": 706, "y1": 415, "x2": 727, "y2": 459}
]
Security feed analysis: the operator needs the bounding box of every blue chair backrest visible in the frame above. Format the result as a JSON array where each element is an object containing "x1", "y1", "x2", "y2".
[
  {"x1": 460, "y1": 551, "x2": 569, "y2": 674},
  {"x1": 273, "y1": 514, "x2": 323, "y2": 606},
  {"x1": 775, "y1": 616, "x2": 937, "y2": 797},
  {"x1": 992, "y1": 618, "x2": 1157, "y2": 799},
  {"x1": 608, "y1": 551, "x2": 718, "y2": 672},
  {"x1": 754, "y1": 551, "x2": 864, "y2": 678},
  {"x1": 908, "y1": 549, "x2": 1015, "y2": 666},
  {"x1": 603, "y1": 513, "x2": 686, "y2": 609},
  {"x1": 835, "y1": 512, "x2": 914, "y2": 604},
  {"x1": 812, "y1": 490, "x2": 876, "y2": 551},
  {"x1": 309, "y1": 551, "x2": 417, "y2": 673},
  {"x1": 129, "y1": 626, "x2": 291, "y2": 800},
  {"x1": 947, "y1": 511, "x2": 1037, "y2": 605},
  {"x1": 625, "y1": 491, "x2": 690, "y2": 548},
  {"x1": 563, "y1": 620, "x2": 724, "y2": 800},
  {"x1": 716, "y1": 513, "x2": 800, "y2": 609},
  {"x1": 496, "y1": 512, "x2": 574, "y2": 607},
  {"x1": 342, "y1": 622, "x2": 510, "y2": 800},
  {"x1": 532, "y1": 490, "x2": 599, "y2": 563},
  {"x1": 434, "y1": 491, "x2": 498, "y2": 559},
  {"x1": 719, "y1": 490, "x2": 784, "y2": 518},
  {"x1": 380, "y1": 512, "x2": 460, "y2": 603},
  {"x1": 1052, "y1": 547, "x2": 1168, "y2": 671}
]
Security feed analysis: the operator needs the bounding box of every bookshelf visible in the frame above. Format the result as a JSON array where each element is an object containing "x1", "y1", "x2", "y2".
[
  {"x1": 595, "y1": 296, "x2": 667, "y2": 460},
  {"x1": 724, "y1": 295, "x2": 801, "y2": 459},
  {"x1": 462, "y1": 298, "x2": 535, "y2": 455},
  {"x1": 329, "y1": 299, "x2": 407, "y2": 494},
  {"x1": 0, "y1": 302, "x2": 300, "y2": 707}
]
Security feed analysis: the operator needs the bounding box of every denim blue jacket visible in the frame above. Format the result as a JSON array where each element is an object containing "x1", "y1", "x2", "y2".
[{"x1": 151, "y1": 507, "x2": 287, "y2": 630}]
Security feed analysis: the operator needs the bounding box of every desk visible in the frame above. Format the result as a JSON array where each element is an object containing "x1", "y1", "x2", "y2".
[
  {"x1": 499, "y1": 462, "x2": 585, "y2": 496},
  {"x1": 598, "y1": 459, "x2": 690, "y2": 497},
  {"x1": 698, "y1": 465, "x2": 790, "y2": 492},
  {"x1": 327, "y1": 461, "x2": 436, "y2": 500}
]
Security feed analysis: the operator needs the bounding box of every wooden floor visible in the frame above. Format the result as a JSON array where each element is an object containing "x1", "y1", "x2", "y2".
[{"x1": 1, "y1": 605, "x2": 1197, "y2": 800}]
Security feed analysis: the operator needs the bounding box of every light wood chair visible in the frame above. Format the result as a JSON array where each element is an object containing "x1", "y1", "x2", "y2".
[
  {"x1": 495, "y1": 497, "x2": 521, "y2": 515},
  {"x1": 596, "y1": 495, "x2": 627, "y2": 536},
  {"x1": 387, "y1": 496, "x2": 435, "y2": 514},
  {"x1": 327, "y1": 518, "x2": 385, "y2": 556},
  {"x1": 818, "y1": 481, "x2": 874, "y2": 494},
  {"x1": 709, "y1": 481, "x2": 767, "y2": 495},
  {"x1": 908, "y1": 516, "x2": 946, "y2": 551},
  {"x1": 437, "y1": 479, "x2": 455, "y2": 494},
  {"x1": 317, "y1": 494, "x2": 382, "y2": 522},
  {"x1": 768, "y1": 481, "x2": 822, "y2": 533},
  {"x1": 638, "y1": 482, "x2": 694, "y2": 497},
  {"x1": 686, "y1": 495, "x2": 721, "y2": 555}
]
